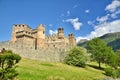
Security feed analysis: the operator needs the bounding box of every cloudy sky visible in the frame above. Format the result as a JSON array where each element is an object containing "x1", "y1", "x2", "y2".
[{"x1": 0, "y1": 0, "x2": 120, "y2": 42}]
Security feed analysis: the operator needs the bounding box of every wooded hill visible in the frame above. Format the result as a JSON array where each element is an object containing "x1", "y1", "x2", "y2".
[{"x1": 77, "y1": 32, "x2": 120, "y2": 51}]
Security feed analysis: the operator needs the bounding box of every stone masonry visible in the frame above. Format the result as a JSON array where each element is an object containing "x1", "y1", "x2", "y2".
[{"x1": 0, "y1": 24, "x2": 76, "y2": 62}]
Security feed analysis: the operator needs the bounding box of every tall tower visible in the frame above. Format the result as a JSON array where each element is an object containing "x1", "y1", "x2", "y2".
[
  {"x1": 11, "y1": 25, "x2": 17, "y2": 43},
  {"x1": 68, "y1": 33, "x2": 76, "y2": 47},
  {"x1": 58, "y1": 28, "x2": 64, "y2": 39},
  {"x1": 11, "y1": 24, "x2": 32, "y2": 43},
  {"x1": 36, "y1": 24, "x2": 46, "y2": 47}
]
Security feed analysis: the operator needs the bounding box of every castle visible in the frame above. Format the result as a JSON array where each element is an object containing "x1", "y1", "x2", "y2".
[
  {"x1": 0, "y1": 24, "x2": 76, "y2": 62},
  {"x1": 11, "y1": 24, "x2": 76, "y2": 49}
]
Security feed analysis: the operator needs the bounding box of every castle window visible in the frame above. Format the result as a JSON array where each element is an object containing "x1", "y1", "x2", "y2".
[{"x1": 43, "y1": 31, "x2": 45, "y2": 34}]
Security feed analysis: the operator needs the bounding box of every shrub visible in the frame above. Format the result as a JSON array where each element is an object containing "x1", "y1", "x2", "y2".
[
  {"x1": 64, "y1": 47, "x2": 88, "y2": 67},
  {"x1": 104, "y1": 67, "x2": 116, "y2": 78},
  {"x1": 0, "y1": 49, "x2": 21, "y2": 80},
  {"x1": 104, "y1": 67, "x2": 120, "y2": 78},
  {"x1": 116, "y1": 69, "x2": 120, "y2": 78}
]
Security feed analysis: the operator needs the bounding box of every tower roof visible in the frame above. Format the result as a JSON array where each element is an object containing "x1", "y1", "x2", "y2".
[{"x1": 37, "y1": 24, "x2": 45, "y2": 31}]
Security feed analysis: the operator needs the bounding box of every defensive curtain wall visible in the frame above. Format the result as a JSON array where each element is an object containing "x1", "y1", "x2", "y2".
[{"x1": 0, "y1": 24, "x2": 76, "y2": 62}]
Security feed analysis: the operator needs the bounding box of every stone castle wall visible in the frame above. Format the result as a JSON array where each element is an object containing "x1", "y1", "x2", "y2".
[
  {"x1": 0, "y1": 41, "x2": 67, "y2": 62},
  {"x1": 11, "y1": 24, "x2": 76, "y2": 48},
  {"x1": 0, "y1": 24, "x2": 76, "y2": 62}
]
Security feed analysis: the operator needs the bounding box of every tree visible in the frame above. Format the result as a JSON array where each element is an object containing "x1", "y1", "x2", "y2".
[
  {"x1": 87, "y1": 38, "x2": 116, "y2": 69},
  {"x1": 0, "y1": 49, "x2": 21, "y2": 80},
  {"x1": 64, "y1": 47, "x2": 88, "y2": 67},
  {"x1": 105, "y1": 47, "x2": 118, "y2": 68},
  {"x1": 115, "y1": 50, "x2": 120, "y2": 67}
]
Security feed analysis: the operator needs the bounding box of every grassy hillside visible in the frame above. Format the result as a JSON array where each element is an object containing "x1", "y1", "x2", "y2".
[
  {"x1": 100, "y1": 32, "x2": 120, "y2": 43},
  {"x1": 77, "y1": 32, "x2": 120, "y2": 51},
  {"x1": 16, "y1": 58, "x2": 106, "y2": 80},
  {"x1": 100, "y1": 32, "x2": 120, "y2": 51}
]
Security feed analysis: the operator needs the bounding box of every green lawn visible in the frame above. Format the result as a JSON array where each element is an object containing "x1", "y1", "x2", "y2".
[{"x1": 16, "y1": 58, "x2": 107, "y2": 80}]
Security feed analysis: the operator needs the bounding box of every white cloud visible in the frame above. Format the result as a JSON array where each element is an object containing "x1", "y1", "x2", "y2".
[
  {"x1": 85, "y1": 9, "x2": 90, "y2": 13},
  {"x1": 66, "y1": 18, "x2": 83, "y2": 30},
  {"x1": 110, "y1": 9, "x2": 120, "y2": 18},
  {"x1": 67, "y1": 10, "x2": 70, "y2": 16},
  {"x1": 96, "y1": 14, "x2": 110, "y2": 23},
  {"x1": 81, "y1": 0, "x2": 120, "y2": 41},
  {"x1": 87, "y1": 21, "x2": 92, "y2": 25},
  {"x1": 49, "y1": 30, "x2": 58, "y2": 35},
  {"x1": 105, "y1": 0, "x2": 120, "y2": 12},
  {"x1": 76, "y1": 36, "x2": 88, "y2": 43},
  {"x1": 87, "y1": 21, "x2": 95, "y2": 27},
  {"x1": 49, "y1": 24, "x2": 53, "y2": 27},
  {"x1": 95, "y1": 0, "x2": 120, "y2": 24},
  {"x1": 60, "y1": 13, "x2": 64, "y2": 17},
  {"x1": 73, "y1": 5, "x2": 78, "y2": 8},
  {"x1": 87, "y1": 20, "x2": 120, "y2": 39}
]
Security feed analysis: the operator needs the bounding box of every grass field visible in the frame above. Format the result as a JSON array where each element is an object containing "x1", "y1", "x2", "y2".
[{"x1": 16, "y1": 58, "x2": 107, "y2": 80}]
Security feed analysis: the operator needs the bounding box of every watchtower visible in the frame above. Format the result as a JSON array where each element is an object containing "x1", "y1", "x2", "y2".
[
  {"x1": 58, "y1": 28, "x2": 64, "y2": 39},
  {"x1": 36, "y1": 24, "x2": 46, "y2": 46},
  {"x1": 68, "y1": 33, "x2": 76, "y2": 46},
  {"x1": 11, "y1": 24, "x2": 30, "y2": 43}
]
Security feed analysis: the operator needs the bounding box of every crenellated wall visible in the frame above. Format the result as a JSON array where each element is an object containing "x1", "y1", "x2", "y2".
[
  {"x1": 11, "y1": 24, "x2": 76, "y2": 49},
  {"x1": 7, "y1": 24, "x2": 76, "y2": 62}
]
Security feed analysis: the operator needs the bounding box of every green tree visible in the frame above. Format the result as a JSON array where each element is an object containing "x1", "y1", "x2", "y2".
[
  {"x1": 0, "y1": 49, "x2": 21, "y2": 80},
  {"x1": 115, "y1": 50, "x2": 120, "y2": 67},
  {"x1": 64, "y1": 47, "x2": 88, "y2": 67},
  {"x1": 87, "y1": 38, "x2": 116, "y2": 69}
]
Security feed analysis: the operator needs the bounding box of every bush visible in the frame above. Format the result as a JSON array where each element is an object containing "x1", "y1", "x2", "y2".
[
  {"x1": 104, "y1": 67, "x2": 116, "y2": 78},
  {"x1": 0, "y1": 49, "x2": 21, "y2": 80},
  {"x1": 116, "y1": 69, "x2": 120, "y2": 78},
  {"x1": 105, "y1": 67, "x2": 120, "y2": 78},
  {"x1": 64, "y1": 47, "x2": 88, "y2": 67}
]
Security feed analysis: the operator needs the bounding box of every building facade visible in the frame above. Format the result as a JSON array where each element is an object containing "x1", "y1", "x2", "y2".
[{"x1": 11, "y1": 24, "x2": 76, "y2": 50}]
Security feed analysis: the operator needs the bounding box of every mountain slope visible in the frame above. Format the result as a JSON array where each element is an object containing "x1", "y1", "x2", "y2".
[
  {"x1": 77, "y1": 32, "x2": 120, "y2": 51},
  {"x1": 100, "y1": 32, "x2": 120, "y2": 43}
]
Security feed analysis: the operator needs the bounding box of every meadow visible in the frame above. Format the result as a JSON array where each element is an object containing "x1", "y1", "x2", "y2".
[{"x1": 16, "y1": 58, "x2": 107, "y2": 80}]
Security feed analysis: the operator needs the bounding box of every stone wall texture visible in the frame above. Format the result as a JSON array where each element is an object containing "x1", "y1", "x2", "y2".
[{"x1": 0, "y1": 41, "x2": 67, "y2": 62}]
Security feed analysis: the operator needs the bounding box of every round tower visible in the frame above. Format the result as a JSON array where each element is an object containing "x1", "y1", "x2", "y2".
[
  {"x1": 36, "y1": 24, "x2": 46, "y2": 46},
  {"x1": 58, "y1": 28, "x2": 64, "y2": 39}
]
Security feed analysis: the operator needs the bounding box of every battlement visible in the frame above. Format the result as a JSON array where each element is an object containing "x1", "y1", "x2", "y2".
[
  {"x1": 11, "y1": 24, "x2": 76, "y2": 49},
  {"x1": 69, "y1": 33, "x2": 74, "y2": 38},
  {"x1": 13, "y1": 24, "x2": 32, "y2": 29}
]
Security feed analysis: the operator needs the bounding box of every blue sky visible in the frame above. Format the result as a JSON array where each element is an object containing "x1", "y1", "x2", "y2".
[{"x1": 0, "y1": 0, "x2": 120, "y2": 42}]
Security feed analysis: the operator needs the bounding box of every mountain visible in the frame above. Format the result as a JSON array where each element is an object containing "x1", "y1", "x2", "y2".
[
  {"x1": 100, "y1": 32, "x2": 120, "y2": 43},
  {"x1": 77, "y1": 32, "x2": 120, "y2": 51},
  {"x1": 77, "y1": 39, "x2": 88, "y2": 48}
]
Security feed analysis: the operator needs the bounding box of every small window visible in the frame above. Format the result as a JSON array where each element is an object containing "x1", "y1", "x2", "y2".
[{"x1": 43, "y1": 31, "x2": 45, "y2": 34}]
